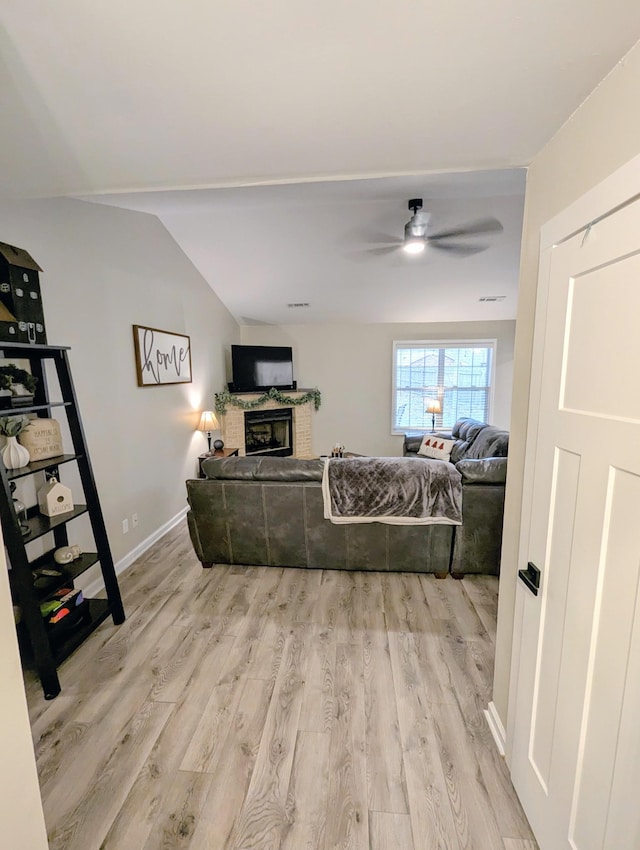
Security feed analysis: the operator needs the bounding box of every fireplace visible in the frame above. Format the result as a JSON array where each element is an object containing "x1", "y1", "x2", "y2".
[
  {"x1": 220, "y1": 390, "x2": 315, "y2": 458},
  {"x1": 244, "y1": 408, "x2": 293, "y2": 457}
]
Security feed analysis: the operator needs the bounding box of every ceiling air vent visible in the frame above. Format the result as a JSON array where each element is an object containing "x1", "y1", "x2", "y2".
[
  {"x1": 479, "y1": 295, "x2": 506, "y2": 302},
  {"x1": 287, "y1": 302, "x2": 310, "y2": 308}
]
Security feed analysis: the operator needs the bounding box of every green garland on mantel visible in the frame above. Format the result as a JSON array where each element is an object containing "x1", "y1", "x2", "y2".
[{"x1": 214, "y1": 387, "x2": 322, "y2": 416}]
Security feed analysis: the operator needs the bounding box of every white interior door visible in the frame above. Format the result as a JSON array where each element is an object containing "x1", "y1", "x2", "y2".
[{"x1": 509, "y1": 182, "x2": 640, "y2": 849}]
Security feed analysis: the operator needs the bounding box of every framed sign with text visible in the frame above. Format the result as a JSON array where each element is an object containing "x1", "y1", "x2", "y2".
[{"x1": 133, "y1": 324, "x2": 192, "y2": 386}]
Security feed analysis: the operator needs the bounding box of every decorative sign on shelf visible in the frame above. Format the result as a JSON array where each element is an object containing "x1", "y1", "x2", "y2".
[
  {"x1": 18, "y1": 417, "x2": 63, "y2": 460},
  {"x1": 133, "y1": 325, "x2": 192, "y2": 386}
]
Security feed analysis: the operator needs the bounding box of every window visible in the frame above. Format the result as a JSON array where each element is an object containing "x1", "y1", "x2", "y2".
[{"x1": 392, "y1": 340, "x2": 495, "y2": 433}]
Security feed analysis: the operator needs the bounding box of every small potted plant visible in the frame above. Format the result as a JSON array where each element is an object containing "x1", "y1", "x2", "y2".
[
  {"x1": 0, "y1": 364, "x2": 38, "y2": 408},
  {"x1": 0, "y1": 415, "x2": 31, "y2": 468}
]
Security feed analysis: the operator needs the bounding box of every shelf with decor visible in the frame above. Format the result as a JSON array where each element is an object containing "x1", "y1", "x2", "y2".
[
  {"x1": 20, "y1": 504, "x2": 90, "y2": 542},
  {"x1": 6, "y1": 453, "x2": 80, "y2": 481},
  {"x1": 0, "y1": 340, "x2": 125, "y2": 700},
  {"x1": 0, "y1": 400, "x2": 72, "y2": 415},
  {"x1": 16, "y1": 550, "x2": 100, "y2": 603}
]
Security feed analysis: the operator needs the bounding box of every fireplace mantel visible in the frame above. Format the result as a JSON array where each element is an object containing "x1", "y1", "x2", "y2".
[{"x1": 219, "y1": 390, "x2": 316, "y2": 458}]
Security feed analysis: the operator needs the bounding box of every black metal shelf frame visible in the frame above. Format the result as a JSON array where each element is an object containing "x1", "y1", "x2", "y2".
[{"x1": 0, "y1": 342, "x2": 125, "y2": 700}]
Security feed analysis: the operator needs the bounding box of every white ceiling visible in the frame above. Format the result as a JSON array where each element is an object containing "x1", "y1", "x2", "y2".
[
  {"x1": 2, "y1": 2, "x2": 639, "y2": 324},
  {"x1": 85, "y1": 171, "x2": 526, "y2": 324}
]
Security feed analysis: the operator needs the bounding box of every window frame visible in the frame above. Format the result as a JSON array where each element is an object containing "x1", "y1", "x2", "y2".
[{"x1": 391, "y1": 338, "x2": 497, "y2": 435}]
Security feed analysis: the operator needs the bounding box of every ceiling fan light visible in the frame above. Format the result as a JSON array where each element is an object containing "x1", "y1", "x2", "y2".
[{"x1": 403, "y1": 237, "x2": 425, "y2": 255}]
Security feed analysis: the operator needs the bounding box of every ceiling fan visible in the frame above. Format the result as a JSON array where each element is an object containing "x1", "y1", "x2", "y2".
[{"x1": 365, "y1": 198, "x2": 503, "y2": 258}]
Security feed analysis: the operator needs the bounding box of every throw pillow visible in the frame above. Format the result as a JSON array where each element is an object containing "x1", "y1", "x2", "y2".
[{"x1": 417, "y1": 435, "x2": 456, "y2": 462}]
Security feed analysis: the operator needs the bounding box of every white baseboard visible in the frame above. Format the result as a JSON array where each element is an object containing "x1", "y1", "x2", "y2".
[
  {"x1": 484, "y1": 700, "x2": 506, "y2": 757},
  {"x1": 82, "y1": 506, "x2": 189, "y2": 598}
]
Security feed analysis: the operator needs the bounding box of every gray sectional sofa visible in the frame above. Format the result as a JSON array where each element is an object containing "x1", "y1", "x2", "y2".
[
  {"x1": 186, "y1": 417, "x2": 508, "y2": 577},
  {"x1": 403, "y1": 417, "x2": 509, "y2": 576},
  {"x1": 186, "y1": 456, "x2": 454, "y2": 576}
]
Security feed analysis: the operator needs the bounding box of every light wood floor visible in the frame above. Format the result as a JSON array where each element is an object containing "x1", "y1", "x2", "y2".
[{"x1": 25, "y1": 520, "x2": 537, "y2": 850}]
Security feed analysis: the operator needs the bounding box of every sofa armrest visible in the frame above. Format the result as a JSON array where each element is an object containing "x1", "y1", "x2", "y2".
[{"x1": 455, "y1": 457, "x2": 507, "y2": 485}]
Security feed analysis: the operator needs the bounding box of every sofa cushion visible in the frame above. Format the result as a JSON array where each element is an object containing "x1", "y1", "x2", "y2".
[
  {"x1": 201, "y1": 456, "x2": 260, "y2": 479},
  {"x1": 446, "y1": 418, "x2": 482, "y2": 462},
  {"x1": 202, "y1": 455, "x2": 325, "y2": 482},
  {"x1": 452, "y1": 418, "x2": 487, "y2": 441},
  {"x1": 403, "y1": 434, "x2": 425, "y2": 455},
  {"x1": 466, "y1": 426, "x2": 509, "y2": 459},
  {"x1": 417, "y1": 435, "x2": 456, "y2": 461},
  {"x1": 456, "y1": 457, "x2": 508, "y2": 484},
  {"x1": 254, "y1": 458, "x2": 325, "y2": 481},
  {"x1": 450, "y1": 439, "x2": 471, "y2": 464}
]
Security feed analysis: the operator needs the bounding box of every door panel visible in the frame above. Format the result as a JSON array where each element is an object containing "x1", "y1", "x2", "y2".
[
  {"x1": 529, "y1": 448, "x2": 580, "y2": 790},
  {"x1": 562, "y1": 256, "x2": 640, "y2": 421},
  {"x1": 571, "y1": 467, "x2": 640, "y2": 850},
  {"x1": 510, "y1": 192, "x2": 640, "y2": 850}
]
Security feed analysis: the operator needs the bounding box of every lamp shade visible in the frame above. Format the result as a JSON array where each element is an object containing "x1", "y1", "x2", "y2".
[
  {"x1": 425, "y1": 398, "x2": 441, "y2": 415},
  {"x1": 197, "y1": 410, "x2": 219, "y2": 432}
]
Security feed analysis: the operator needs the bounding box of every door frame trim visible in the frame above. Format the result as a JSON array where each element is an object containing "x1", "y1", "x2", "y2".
[{"x1": 505, "y1": 151, "x2": 640, "y2": 762}]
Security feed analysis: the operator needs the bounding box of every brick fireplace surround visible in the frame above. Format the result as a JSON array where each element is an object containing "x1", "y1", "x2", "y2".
[{"x1": 220, "y1": 391, "x2": 315, "y2": 458}]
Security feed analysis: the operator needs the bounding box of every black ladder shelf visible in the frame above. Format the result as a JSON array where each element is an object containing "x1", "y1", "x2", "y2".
[{"x1": 0, "y1": 342, "x2": 125, "y2": 699}]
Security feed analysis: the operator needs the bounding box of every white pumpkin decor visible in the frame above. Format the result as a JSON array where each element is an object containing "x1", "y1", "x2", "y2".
[
  {"x1": 2, "y1": 435, "x2": 30, "y2": 469},
  {"x1": 0, "y1": 415, "x2": 31, "y2": 469}
]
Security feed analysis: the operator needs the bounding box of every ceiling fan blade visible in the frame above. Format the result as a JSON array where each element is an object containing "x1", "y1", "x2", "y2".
[
  {"x1": 364, "y1": 245, "x2": 401, "y2": 256},
  {"x1": 428, "y1": 241, "x2": 488, "y2": 256},
  {"x1": 428, "y1": 217, "x2": 503, "y2": 242},
  {"x1": 347, "y1": 245, "x2": 401, "y2": 261},
  {"x1": 362, "y1": 232, "x2": 403, "y2": 246}
]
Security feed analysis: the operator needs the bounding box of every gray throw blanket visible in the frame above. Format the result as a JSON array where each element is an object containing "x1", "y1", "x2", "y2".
[{"x1": 322, "y1": 457, "x2": 462, "y2": 525}]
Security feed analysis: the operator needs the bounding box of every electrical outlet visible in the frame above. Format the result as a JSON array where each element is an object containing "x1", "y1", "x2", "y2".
[
  {"x1": 122, "y1": 518, "x2": 129, "y2": 534},
  {"x1": 132, "y1": 512, "x2": 139, "y2": 528}
]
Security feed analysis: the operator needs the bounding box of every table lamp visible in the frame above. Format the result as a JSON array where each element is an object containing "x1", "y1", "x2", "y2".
[
  {"x1": 197, "y1": 410, "x2": 222, "y2": 453},
  {"x1": 425, "y1": 398, "x2": 441, "y2": 432}
]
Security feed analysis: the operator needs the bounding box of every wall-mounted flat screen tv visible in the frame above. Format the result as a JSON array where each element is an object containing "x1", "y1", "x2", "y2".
[{"x1": 231, "y1": 345, "x2": 295, "y2": 392}]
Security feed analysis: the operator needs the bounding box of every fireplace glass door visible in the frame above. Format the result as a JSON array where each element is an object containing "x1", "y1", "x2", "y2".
[{"x1": 244, "y1": 408, "x2": 293, "y2": 457}]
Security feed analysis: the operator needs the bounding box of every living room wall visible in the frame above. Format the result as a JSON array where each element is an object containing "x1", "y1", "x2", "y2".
[
  {"x1": 494, "y1": 38, "x2": 640, "y2": 736},
  {"x1": 0, "y1": 197, "x2": 240, "y2": 568},
  {"x1": 0, "y1": 197, "x2": 239, "y2": 845},
  {"x1": 241, "y1": 319, "x2": 515, "y2": 456}
]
